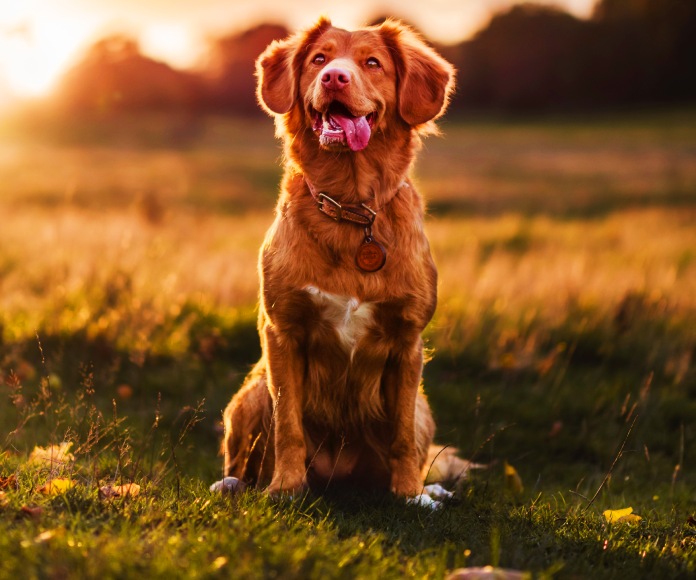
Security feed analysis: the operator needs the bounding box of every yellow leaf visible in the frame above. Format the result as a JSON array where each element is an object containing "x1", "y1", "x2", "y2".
[
  {"x1": 0, "y1": 490, "x2": 8, "y2": 508},
  {"x1": 34, "y1": 530, "x2": 56, "y2": 543},
  {"x1": 29, "y1": 442, "x2": 75, "y2": 466},
  {"x1": 504, "y1": 461, "x2": 524, "y2": 494},
  {"x1": 38, "y1": 478, "x2": 76, "y2": 495},
  {"x1": 603, "y1": 506, "x2": 642, "y2": 523},
  {"x1": 99, "y1": 483, "x2": 141, "y2": 499},
  {"x1": 114, "y1": 483, "x2": 140, "y2": 497},
  {"x1": 211, "y1": 556, "x2": 228, "y2": 571}
]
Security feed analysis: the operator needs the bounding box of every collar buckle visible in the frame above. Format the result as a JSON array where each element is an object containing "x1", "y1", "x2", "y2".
[
  {"x1": 317, "y1": 193, "x2": 343, "y2": 221},
  {"x1": 359, "y1": 203, "x2": 377, "y2": 226}
]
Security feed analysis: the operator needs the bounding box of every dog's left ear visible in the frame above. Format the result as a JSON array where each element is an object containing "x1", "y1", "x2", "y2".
[
  {"x1": 256, "y1": 18, "x2": 332, "y2": 115},
  {"x1": 380, "y1": 21, "x2": 455, "y2": 126}
]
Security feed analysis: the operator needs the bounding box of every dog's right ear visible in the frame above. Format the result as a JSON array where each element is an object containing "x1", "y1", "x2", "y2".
[
  {"x1": 256, "y1": 18, "x2": 332, "y2": 115},
  {"x1": 256, "y1": 38, "x2": 296, "y2": 115}
]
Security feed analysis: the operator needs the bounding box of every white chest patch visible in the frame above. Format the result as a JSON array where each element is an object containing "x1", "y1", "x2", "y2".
[{"x1": 305, "y1": 286, "x2": 375, "y2": 353}]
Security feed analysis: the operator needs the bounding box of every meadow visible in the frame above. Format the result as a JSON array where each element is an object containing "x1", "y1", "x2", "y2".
[{"x1": 0, "y1": 108, "x2": 694, "y2": 578}]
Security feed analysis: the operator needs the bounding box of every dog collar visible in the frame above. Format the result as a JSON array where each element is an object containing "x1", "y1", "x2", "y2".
[
  {"x1": 304, "y1": 177, "x2": 404, "y2": 226},
  {"x1": 303, "y1": 177, "x2": 406, "y2": 272},
  {"x1": 305, "y1": 178, "x2": 376, "y2": 226}
]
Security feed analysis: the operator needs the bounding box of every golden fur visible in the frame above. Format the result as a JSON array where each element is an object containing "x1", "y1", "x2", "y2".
[{"x1": 221, "y1": 18, "x2": 455, "y2": 497}]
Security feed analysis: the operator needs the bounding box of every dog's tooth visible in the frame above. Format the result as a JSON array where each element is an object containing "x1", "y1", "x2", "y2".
[{"x1": 322, "y1": 115, "x2": 342, "y2": 133}]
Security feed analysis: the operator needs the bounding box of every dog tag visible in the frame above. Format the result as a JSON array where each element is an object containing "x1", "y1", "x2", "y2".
[{"x1": 356, "y1": 236, "x2": 386, "y2": 272}]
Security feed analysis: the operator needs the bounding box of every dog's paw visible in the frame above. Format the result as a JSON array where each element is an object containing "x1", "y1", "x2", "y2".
[
  {"x1": 210, "y1": 477, "x2": 245, "y2": 494},
  {"x1": 408, "y1": 493, "x2": 443, "y2": 510},
  {"x1": 423, "y1": 483, "x2": 453, "y2": 501},
  {"x1": 406, "y1": 485, "x2": 453, "y2": 510},
  {"x1": 265, "y1": 474, "x2": 308, "y2": 499},
  {"x1": 391, "y1": 478, "x2": 422, "y2": 497}
]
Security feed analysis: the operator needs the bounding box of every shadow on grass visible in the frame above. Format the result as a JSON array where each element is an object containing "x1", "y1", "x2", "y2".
[{"x1": 295, "y1": 481, "x2": 694, "y2": 577}]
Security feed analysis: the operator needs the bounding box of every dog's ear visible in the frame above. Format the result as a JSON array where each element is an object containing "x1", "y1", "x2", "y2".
[
  {"x1": 380, "y1": 20, "x2": 455, "y2": 126},
  {"x1": 256, "y1": 37, "x2": 296, "y2": 115},
  {"x1": 256, "y1": 18, "x2": 332, "y2": 115}
]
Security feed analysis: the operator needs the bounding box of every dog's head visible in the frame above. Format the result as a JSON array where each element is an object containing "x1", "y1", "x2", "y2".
[{"x1": 256, "y1": 18, "x2": 455, "y2": 152}]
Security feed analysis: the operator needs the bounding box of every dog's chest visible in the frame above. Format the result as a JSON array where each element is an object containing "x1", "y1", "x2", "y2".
[{"x1": 304, "y1": 286, "x2": 375, "y2": 352}]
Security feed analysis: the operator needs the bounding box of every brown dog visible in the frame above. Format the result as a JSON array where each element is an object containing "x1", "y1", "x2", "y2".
[{"x1": 219, "y1": 18, "x2": 455, "y2": 498}]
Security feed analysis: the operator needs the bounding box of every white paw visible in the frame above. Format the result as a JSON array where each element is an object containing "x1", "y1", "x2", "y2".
[
  {"x1": 423, "y1": 483, "x2": 453, "y2": 500},
  {"x1": 210, "y1": 477, "x2": 244, "y2": 494},
  {"x1": 408, "y1": 493, "x2": 443, "y2": 510}
]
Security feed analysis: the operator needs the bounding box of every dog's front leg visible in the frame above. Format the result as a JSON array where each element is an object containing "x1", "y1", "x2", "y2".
[
  {"x1": 384, "y1": 341, "x2": 427, "y2": 497},
  {"x1": 264, "y1": 325, "x2": 308, "y2": 496}
]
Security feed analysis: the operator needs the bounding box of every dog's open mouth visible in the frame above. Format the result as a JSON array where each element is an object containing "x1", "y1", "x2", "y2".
[{"x1": 312, "y1": 103, "x2": 375, "y2": 152}]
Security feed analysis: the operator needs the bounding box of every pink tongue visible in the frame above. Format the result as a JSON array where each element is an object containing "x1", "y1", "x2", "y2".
[{"x1": 331, "y1": 113, "x2": 371, "y2": 151}]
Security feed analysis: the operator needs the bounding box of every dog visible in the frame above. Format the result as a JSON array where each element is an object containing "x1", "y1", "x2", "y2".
[{"x1": 217, "y1": 17, "x2": 455, "y2": 499}]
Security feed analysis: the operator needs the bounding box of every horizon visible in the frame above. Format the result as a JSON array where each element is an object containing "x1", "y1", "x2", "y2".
[{"x1": 0, "y1": 0, "x2": 595, "y2": 105}]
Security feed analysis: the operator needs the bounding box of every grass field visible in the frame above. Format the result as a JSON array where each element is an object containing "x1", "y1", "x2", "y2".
[{"x1": 0, "y1": 109, "x2": 695, "y2": 578}]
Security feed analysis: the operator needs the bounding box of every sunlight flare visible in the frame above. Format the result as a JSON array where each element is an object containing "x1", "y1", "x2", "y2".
[{"x1": 0, "y1": 16, "x2": 94, "y2": 97}]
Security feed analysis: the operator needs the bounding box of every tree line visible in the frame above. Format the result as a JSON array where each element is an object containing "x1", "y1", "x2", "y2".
[{"x1": 55, "y1": 0, "x2": 696, "y2": 115}]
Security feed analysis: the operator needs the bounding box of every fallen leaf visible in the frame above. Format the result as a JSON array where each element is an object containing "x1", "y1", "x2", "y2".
[
  {"x1": 38, "y1": 478, "x2": 76, "y2": 495},
  {"x1": 0, "y1": 475, "x2": 17, "y2": 490},
  {"x1": 116, "y1": 384, "x2": 133, "y2": 400},
  {"x1": 604, "y1": 506, "x2": 642, "y2": 524},
  {"x1": 34, "y1": 530, "x2": 57, "y2": 544},
  {"x1": 504, "y1": 461, "x2": 524, "y2": 494},
  {"x1": 99, "y1": 483, "x2": 141, "y2": 499},
  {"x1": 211, "y1": 556, "x2": 228, "y2": 571},
  {"x1": 20, "y1": 505, "x2": 43, "y2": 519},
  {"x1": 547, "y1": 420, "x2": 563, "y2": 438},
  {"x1": 29, "y1": 442, "x2": 75, "y2": 466},
  {"x1": 617, "y1": 513, "x2": 643, "y2": 523},
  {"x1": 0, "y1": 491, "x2": 8, "y2": 508},
  {"x1": 447, "y1": 566, "x2": 528, "y2": 580},
  {"x1": 604, "y1": 507, "x2": 633, "y2": 522}
]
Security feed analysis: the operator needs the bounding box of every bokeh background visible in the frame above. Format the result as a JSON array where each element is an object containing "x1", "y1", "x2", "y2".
[
  {"x1": 1, "y1": 0, "x2": 694, "y2": 113},
  {"x1": 0, "y1": 1, "x2": 695, "y2": 576}
]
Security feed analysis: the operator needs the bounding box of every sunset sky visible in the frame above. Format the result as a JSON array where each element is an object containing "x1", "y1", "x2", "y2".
[{"x1": 0, "y1": 0, "x2": 596, "y2": 104}]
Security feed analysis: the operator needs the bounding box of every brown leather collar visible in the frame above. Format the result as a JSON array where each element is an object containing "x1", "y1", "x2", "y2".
[{"x1": 304, "y1": 178, "x2": 402, "y2": 227}]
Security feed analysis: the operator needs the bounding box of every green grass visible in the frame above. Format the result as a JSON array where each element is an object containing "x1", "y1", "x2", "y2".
[{"x1": 1, "y1": 108, "x2": 695, "y2": 578}]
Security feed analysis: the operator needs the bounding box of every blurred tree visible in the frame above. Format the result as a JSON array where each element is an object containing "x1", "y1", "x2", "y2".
[
  {"x1": 56, "y1": 35, "x2": 201, "y2": 112},
  {"x1": 51, "y1": 6, "x2": 696, "y2": 116},
  {"x1": 202, "y1": 23, "x2": 288, "y2": 113},
  {"x1": 593, "y1": 0, "x2": 696, "y2": 100},
  {"x1": 450, "y1": 0, "x2": 696, "y2": 112},
  {"x1": 454, "y1": 4, "x2": 594, "y2": 110}
]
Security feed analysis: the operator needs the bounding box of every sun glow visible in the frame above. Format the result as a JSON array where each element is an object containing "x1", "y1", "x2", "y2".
[
  {"x1": 0, "y1": 16, "x2": 95, "y2": 99},
  {"x1": 0, "y1": 0, "x2": 597, "y2": 106},
  {"x1": 140, "y1": 24, "x2": 202, "y2": 69}
]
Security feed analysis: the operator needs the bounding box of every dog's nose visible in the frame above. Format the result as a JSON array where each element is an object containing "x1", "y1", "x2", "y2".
[{"x1": 321, "y1": 67, "x2": 351, "y2": 91}]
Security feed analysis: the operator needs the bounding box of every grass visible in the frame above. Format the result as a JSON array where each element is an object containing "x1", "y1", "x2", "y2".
[{"x1": 0, "y1": 108, "x2": 695, "y2": 578}]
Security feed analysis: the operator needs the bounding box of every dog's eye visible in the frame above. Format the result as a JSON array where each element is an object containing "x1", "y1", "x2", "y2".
[
  {"x1": 312, "y1": 54, "x2": 326, "y2": 65},
  {"x1": 366, "y1": 57, "x2": 381, "y2": 69}
]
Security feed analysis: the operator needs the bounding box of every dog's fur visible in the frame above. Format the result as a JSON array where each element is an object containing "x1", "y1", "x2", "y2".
[{"x1": 221, "y1": 18, "x2": 455, "y2": 497}]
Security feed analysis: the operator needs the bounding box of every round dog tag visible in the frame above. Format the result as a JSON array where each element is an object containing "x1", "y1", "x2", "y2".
[{"x1": 356, "y1": 237, "x2": 386, "y2": 272}]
